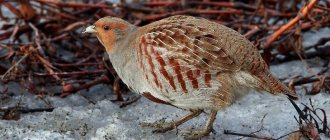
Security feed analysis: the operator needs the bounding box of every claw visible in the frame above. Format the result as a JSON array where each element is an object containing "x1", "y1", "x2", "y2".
[
  {"x1": 111, "y1": 95, "x2": 141, "y2": 108},
  {"x1": 140, "y1": 119, "x2": 176, "y2": 133},
  {"x1": 180, "y1": 129, "x2": 213, "y2": 139},
  {"x1": 140, "y1": 110, "x2": 202, "y2": 133}
]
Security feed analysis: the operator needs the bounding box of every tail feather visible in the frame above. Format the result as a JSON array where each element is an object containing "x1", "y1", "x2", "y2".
[{"x1": 259, "y1": 73, "x2": 298, "y2": 100}]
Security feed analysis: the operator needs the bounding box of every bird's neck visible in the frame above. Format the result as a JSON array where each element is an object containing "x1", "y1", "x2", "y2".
[{"x1": 108, "y1": 27, "x2": 145, "y2": 93}]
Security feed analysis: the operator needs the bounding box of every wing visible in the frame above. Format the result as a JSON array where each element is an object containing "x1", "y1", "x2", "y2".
[{"x1": 136, "y1": 15, "x2": 266, "y2": 94}]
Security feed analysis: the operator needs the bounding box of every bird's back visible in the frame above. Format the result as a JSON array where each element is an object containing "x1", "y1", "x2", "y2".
[
  {"x1": 132, "y1": 15, "x2": 296, "y2": 109},
  {"x1": 138, "y1": 15, "x2": 265, "y2": 72}
]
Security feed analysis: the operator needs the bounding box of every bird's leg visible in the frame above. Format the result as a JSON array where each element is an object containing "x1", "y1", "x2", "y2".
[
  {"x1": 111, "y1": 76, "x2": 124, "y2": 101},
  {"x1": 110, "y1": 76, "x2": 141, "y2": 108},
  {"x1": 140, "y1": 110, "x2": 202, "y2": 133},
  {"x1": 181, "y1": 110, "x2": 217, "y2": 138}
]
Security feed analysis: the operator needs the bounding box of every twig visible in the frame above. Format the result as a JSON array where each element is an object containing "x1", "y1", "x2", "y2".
[
  {"x1": 224, "y1": 130, "x2": 274, "y2": 140},
  {"x1": 0, "y1": 106, "x2": 54, "y2": 113},
  {"x1": 1, "y1": 53, "x2": 29, "y2": 80},
  {"x1": 224, "y1": 114, "x2": 272, "y2": 140},
  {"x1": 33, "y1": 69, "x2": 107, "y2": 77},
  {"x1": 35, "y1": 0, "x2": 111, "y2": 9},
  {"x1": 264, "y1": 0, "x2": 318, "y2": 49}
]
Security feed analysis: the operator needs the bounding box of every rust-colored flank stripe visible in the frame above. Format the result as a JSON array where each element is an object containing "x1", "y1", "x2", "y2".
[
  {"x1": 140, "y1": 37, "x2": 149, "y2": 81},
  {"x1": 138, "y1": 38, "x2": 144, "y2": 68},
  {"x1": 150, "y1": 46, "x2": 176, "y2": 91},
  {"x1": 204, "y1": 70, "x2": 212, "y2": 87},
  {"x1": 169, "y1": 58, "x2": 188, "y2": 93},
  {"x1": 143, "y1": 39, "x2": 160, "y2": 88},
  {"x1": 187, "y1": 69, "x2": 199, "y2": 89},
  {"x1": 142, "y1": 92, "x2": 170, "y2": 105}
]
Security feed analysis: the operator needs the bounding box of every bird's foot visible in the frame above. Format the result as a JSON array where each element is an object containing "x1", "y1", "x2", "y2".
[
  {"x1": 140, "y1": 110, "x2": 203, "y2": 133},
  {"x1": 140, "y1": 119, "x2": 176, "y2": 133},
  {"x1": 180, "y1": 128, "x2": 214, "y2": 139},
  {"x1": 111, "y1": 95, "x2": 141, "y2": 108}
]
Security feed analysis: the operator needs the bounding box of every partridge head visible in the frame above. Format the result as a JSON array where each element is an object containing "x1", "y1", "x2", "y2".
[{"x1": 83, "y1": 15, "x2": 297, "y2": 138}]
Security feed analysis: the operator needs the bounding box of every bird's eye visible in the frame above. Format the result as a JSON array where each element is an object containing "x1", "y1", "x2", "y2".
[{"x1": 103, "y1": 25, "x2": 110, "y2": 31}]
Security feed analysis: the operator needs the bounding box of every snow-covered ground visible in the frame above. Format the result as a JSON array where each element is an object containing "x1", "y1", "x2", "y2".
[{"x1": 1, "y1": 57, "x2": 329, "y2": 140}]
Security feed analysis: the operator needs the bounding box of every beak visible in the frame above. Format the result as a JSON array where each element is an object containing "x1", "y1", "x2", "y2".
[{"x1": 82, "y1": 25, "x2": 97, "y2": 34}]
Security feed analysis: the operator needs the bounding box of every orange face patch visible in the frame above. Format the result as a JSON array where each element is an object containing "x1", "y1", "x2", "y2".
[
  {"x1": 93, "y1": 17, "x2": 130, "y2": 53},
  {"x1": 96, "y1": 31, "x2": 116, "y2": 53}
]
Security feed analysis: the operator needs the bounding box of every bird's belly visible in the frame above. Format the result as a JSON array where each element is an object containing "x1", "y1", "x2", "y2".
[{"x1": 143, "y1": 85, "x2": 222, "y2": 110}]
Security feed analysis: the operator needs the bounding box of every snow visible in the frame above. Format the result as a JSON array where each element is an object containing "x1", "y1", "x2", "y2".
[{"x1": 1, "y1": 59, "x2": 329, "y2": 140}]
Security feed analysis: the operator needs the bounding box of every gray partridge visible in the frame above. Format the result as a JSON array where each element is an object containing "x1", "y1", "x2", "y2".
[{"x1": 83, "y1": 15, "x2": 297, "y2": 138}]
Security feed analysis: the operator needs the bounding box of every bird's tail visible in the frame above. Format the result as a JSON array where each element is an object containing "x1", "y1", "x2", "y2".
[{"x1": 258, "y1": 73, "x2": 298, "y2": 100}]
